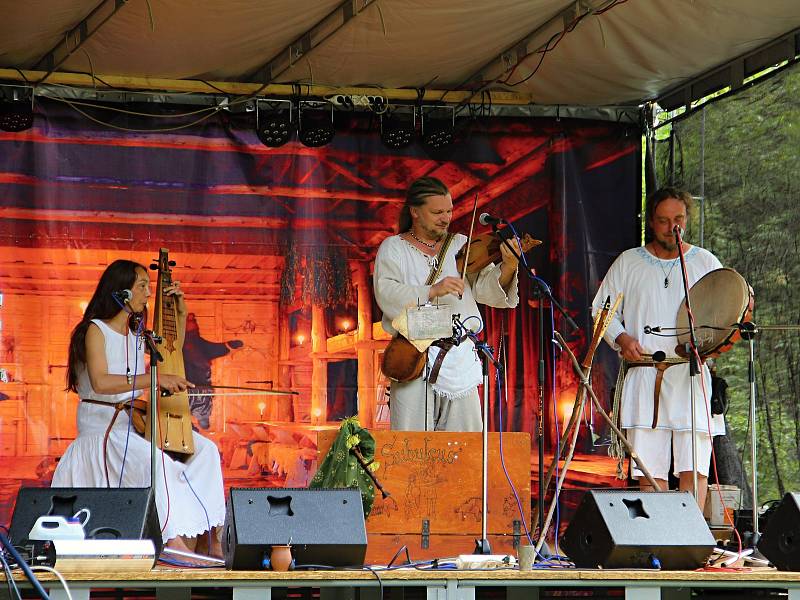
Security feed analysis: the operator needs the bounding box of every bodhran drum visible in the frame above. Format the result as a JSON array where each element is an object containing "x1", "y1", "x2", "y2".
[{"x1": 675, "y1": 267, "x2": 754, "y2": 357}]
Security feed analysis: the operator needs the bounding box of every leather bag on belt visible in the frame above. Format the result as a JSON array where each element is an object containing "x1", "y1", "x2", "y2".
[{"x1": 381, "y1": 234, "x2": 454, "y2": 382}]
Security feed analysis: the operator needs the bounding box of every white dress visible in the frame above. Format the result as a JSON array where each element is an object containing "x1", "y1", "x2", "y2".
[
  {"x1": 592, "y1": 246, "x2": 725, "y2": 435},
  {"x1": 373, "y1": 233, "x2": 519, "y2": 430},
  {"x1": 52, "y1": 319, "x2": 226, "y2": 543}
]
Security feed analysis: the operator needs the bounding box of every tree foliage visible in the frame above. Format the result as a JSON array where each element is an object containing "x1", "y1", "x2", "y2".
[{"x1": 655, "y1": 63, "x2": 800, "y2": 505}]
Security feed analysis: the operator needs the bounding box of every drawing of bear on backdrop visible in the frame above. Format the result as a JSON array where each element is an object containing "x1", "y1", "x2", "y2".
[{"x1": 182, "y1": 313, "x2": 244, "y2": 429}]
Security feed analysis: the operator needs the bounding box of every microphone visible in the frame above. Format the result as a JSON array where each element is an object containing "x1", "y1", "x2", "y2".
[
  {"x1": 643, "y1": 326, "x2": 661, "y2": 334},
  {"x1": 451, "y1": 315, "x2": 483, "y2": 341},
  {"x1": 112, "y1": 289, "x2": 132, "y2": 303},
  {"x1": 673, "y1": 224, "x2": 684, "y2": 237},
  {"x1": 478, "y1": 212, "x2": 505, "y2": 226},
  {"x1": 642, "y1": 350, "x2": 666, "y2": 362}
]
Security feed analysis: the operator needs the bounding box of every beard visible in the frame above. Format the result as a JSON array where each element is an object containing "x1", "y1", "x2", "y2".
[
  {"x1": 654, "y1": 235, "x2": 677, "y2": 252},
  {"x1": 422, "y1": 225, "x2": 448, "y2": 241}
]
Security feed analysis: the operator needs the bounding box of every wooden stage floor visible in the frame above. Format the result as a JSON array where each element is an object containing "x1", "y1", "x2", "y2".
[{"x1": 6, "y1": 567, "x2": 800, "y2": 600}]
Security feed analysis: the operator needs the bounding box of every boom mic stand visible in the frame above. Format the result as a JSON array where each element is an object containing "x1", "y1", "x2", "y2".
[
  {"x1": 452, "y1": 315, "x2": 501, "y2": 555},
  {"x1": 141, "y1": 330, "x2": 163, "y2": 497},
  {"x1": 674, "y1": 226, "x2": 702, "y2": 501},
  {"x1": 490, "y1": 222, "x2": 579, "y2": 549},
  {"x1": 736, "y1": 321, "x2": 800, "y2": 549},
  {"x1": 739, "y1": 321, "x2": 760, "y2": 549}
]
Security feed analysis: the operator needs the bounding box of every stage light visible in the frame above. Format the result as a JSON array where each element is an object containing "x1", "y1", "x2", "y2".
[
  {"x1": 380, "y1": 108, "x2": 416, "y2": 150},
  {"x1": 420, "y1": 105, "x2": 455, "y2": 151},
  {"x1": 255, "y1": 99, "x2": 293, "y2": 148},
  {"x1": 0, "y1": 86, "x2": 34, "y2": 133},
  {"x1": 298, "y1": 100, "x2": 335, "y2": 148}
]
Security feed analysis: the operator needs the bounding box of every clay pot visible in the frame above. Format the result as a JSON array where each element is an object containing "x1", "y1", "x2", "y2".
[{"x1": 269, "y1": 545, "x2": 293, "y2": 571}]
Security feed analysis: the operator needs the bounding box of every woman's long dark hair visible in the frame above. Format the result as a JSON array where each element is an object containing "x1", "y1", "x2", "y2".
[{"x1": 66, "y1": 259, "x2": 147, "y2": 392}]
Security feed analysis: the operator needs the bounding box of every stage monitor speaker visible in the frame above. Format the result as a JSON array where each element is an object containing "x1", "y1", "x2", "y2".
[
  {"x1": 758, "y1": 492, "x2": 800, "y2": 571},
  {"x1": 8, "y1": 487, "x2": 161, "y2": 555},
  {"x1": 561, "y1": 489, "x2": 715, "y2": 569},
  {"x1": 224, "y1": 487, "x2": 366, "y2": 570}
]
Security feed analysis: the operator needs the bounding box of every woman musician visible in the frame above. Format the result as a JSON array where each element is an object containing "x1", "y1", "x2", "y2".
[{"x1": 52, "y1": 259, "x2": 225, "y2": 558}]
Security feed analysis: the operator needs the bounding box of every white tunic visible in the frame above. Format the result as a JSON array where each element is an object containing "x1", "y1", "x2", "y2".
[
  {"x1": 592, "y1": 246, "x2": 725, "y2": 434},
  {"x1": 375, "y1": 234, "x2": 519, "y2": 334},
  {"x1": 52, "y1": 319, "x2": 226, "y2": 543},
  {"x1": 374, "y1": 233, "x2": 518, "y2": 428}
]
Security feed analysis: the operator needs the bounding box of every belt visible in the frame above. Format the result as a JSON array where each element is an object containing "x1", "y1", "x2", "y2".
[
  {"x1": 427, "y1": 335, "x2": 468, "y2": 385},
  {"x1": 625, "y1": 359, "x2": 688, "y2": 428}
]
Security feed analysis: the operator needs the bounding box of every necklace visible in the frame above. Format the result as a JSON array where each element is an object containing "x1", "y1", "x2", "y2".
[
  {"x1": 651, "y1": 245, "x2": 679, "y2": 288},
  {"x1": 409, "y1": 231, "x2": 437, "y2": 249}
]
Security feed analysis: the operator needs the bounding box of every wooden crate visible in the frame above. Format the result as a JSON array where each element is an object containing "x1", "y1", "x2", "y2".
[{"x1": 317, "y1": 430, "x2": 531, "y2": 564}]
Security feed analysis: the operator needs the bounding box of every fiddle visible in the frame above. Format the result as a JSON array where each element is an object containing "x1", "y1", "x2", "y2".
[{"x1": 455, "y1": 231, "x2": 542, "y2": 276}]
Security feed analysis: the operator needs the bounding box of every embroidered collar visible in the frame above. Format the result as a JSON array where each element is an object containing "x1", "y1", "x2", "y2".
[{"x1": 635, "y1": 245, "x2": 698, "y2": 266}]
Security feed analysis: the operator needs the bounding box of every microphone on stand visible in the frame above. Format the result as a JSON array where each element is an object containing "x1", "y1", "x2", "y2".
[
  {"x1": 478, "y1": 212, "x2": 505, "y2": 226},
  {"x1": 451, "y1": 314, "x2": 483, "y2": 343},
  {"x1": 641, "y1": 350, "x2": 666, "y2": 363},
  {"x1": 673, "y1": 224, "x2": 684, "y2": 238},
  {"x1": 643, "y1": 325, "x2": 662, "y2": 334}
]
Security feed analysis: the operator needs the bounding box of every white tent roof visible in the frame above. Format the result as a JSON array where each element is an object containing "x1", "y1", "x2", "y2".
[{"x1": 1, "y1": 0, "x2": 798, "y2": 106}]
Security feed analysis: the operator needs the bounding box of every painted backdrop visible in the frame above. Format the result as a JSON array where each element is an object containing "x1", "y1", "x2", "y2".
[{"x1": 0, "y1": 100, "x2": 640, "y2": 527}]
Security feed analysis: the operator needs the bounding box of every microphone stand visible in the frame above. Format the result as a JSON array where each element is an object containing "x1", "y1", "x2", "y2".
[
  {"x1": 738, "y1": 321, "x2": 760, "y2": 549},
  {"x1": 452, "y1": 315, "x2": 501, "y2": 555},
  {"x1": 674, "y1": 226, "x2": 702, "y2": 501},
  {"x1": 141, "y1": 330, "x2": 163, "y2": 496},
  {"x1": 734, "y1": 322, "x2": 800, "y2": 549},
  {"x1": 492, "y1": 222, "x2": 579, "y2": 547}
]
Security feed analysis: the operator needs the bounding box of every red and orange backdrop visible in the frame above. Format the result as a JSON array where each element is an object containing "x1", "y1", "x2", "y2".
[{"x1": 0, "y1": 101, "x2": 640, "y2": 526}]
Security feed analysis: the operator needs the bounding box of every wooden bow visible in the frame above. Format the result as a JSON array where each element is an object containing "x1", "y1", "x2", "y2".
[
  {"x1": 460, "y1": 193, "x2": 480, "y2": 284},
  {"x1": 187, "y1": 385, "x2": 299, "y2": 398}
]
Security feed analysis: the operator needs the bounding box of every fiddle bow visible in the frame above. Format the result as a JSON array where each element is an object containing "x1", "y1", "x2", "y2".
[{"x1": 460, "y1": 193, "x2": 479, "y2": 285}]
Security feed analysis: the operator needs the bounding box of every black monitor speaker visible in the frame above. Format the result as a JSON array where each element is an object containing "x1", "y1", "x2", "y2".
[
  {"x1": 562, "y1": 489, "x2": 716, "y2": 569},
  {"x1": 224, "y1": 487, "x2": 367, "y2": 569},
  {"x1": 8, "y1": 487, "x2": 161, "y2": 555},
  {"x1": 758, "y1": 492, "x2": 800, "y2": 571}
]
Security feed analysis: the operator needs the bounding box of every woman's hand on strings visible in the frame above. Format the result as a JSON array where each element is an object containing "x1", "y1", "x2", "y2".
[
  {"x1": 159, "y1": 373, "x2": 194, "y2": 395},
  {"x1": 164, "y1": 281, "x2": 187, "y2": 315}
]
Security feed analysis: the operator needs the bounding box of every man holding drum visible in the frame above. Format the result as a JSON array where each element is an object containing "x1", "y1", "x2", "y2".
[{"x1": 592, "y1": 187, "x2": 725, "y2": 508}]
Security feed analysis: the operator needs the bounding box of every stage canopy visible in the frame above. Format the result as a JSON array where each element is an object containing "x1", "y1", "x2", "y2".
[{"x1": 0, "y1": 0, "x2": 798, "y2": 109}]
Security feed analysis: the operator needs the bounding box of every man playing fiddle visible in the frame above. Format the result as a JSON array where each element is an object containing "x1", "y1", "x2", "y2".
[{"x1": 373, "y1": 176, "x2": 520, "y2": 431}]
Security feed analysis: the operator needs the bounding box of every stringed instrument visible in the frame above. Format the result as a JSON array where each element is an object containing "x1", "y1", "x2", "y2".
[
  {"x1": 455, "y1": 231, "x2": 541, "y2": 275},
  {"x1": 381, "y1": 229, "x2": 542, "y2": 383},
  {"x1": 141, "y1": 248, "x2": 194, "y2": 456}
]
